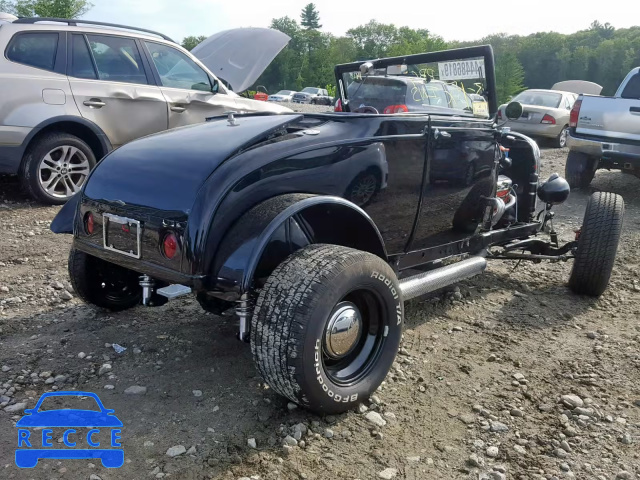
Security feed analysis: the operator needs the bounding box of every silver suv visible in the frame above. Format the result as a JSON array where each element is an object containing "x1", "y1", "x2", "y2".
[{"x1": 0, "y1": 18, "x2": 290, "y2": 204}]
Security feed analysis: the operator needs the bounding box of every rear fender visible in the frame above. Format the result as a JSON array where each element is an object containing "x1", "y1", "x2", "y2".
[
  {"x1": 209, "y1": 194, "x2": 387, "y2": 298},
  {"x1": 50, "y1": 193, "x2": 81, "y2": 234}
]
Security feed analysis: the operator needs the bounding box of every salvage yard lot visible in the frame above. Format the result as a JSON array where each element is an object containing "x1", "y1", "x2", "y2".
[{"x1": 0, "y1": 146, "x2": 639, "y2": 480}]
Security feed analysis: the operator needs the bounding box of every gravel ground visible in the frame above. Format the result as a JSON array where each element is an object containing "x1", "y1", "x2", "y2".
[{"x1": 0, "y1": 145, "x2": 639, "y2": 480}]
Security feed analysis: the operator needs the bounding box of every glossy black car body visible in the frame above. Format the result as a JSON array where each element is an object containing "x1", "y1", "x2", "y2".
[{"x1": 52, "y1": 45, "x2": 542, "y2": 303}]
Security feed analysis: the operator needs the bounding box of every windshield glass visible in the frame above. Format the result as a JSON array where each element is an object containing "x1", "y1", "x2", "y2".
[
  {"x1": 276, "y1": 90, "x2": 294, "y2": 95},
  {"x1": 340, "y1": 55, "x2": 488, "y2": 116},
  {"x1": 512, "y1": 90, "x2": 562, "y2": 108},
  {"x1": 302, "y1": 87, "x2": 319, "y2": 93}
]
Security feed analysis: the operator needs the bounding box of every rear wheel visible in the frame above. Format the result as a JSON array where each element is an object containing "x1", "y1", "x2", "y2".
[
  {"x1": 569, "y1": 192, "x2": 624, "y2": 296},
  {"x1": 565, "y1": 150, "x2": 596, "y2": 189},
  {"x1": 554, "y1": 126, "x2": 569, "y2": 148},
  {"x1": 345, "y1": 169, "x2": 380, "y2": 207},
  {"x1": 21, "y1": 132, "x2": 96, "y2": 205},
  {"x1": 251, "y1": 244, "x2": 403, "y2": 414},
  {"x1": 68, "y1": 248, "x2": 141, "y2": 310}
]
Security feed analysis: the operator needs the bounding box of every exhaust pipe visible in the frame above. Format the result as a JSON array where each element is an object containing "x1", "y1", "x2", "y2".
[{"x1": 399, "y1": 256, "x2": 487, "y2": 300}]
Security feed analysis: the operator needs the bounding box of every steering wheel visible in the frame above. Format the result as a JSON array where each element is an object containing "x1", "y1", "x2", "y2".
[{"x1": 352, "y1": 105, "x2": 379, "y2": 114}]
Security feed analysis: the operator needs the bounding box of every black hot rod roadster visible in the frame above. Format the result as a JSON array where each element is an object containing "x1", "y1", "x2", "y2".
[{"x1": 52, "y1": 45, "x2": 624, "y2": 413}]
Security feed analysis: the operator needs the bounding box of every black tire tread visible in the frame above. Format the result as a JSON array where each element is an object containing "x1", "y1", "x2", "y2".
[
  {"x1": 569, "y1": 192, "x2": 624, "y2": 296},
  {"x1": 251, "y1": 244, "x2": 396, "y2": 407}
]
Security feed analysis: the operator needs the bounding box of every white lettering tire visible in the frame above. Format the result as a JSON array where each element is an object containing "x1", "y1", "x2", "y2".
[{"x1": 250, "y1": 244, "x2": 403, "y2": 414}]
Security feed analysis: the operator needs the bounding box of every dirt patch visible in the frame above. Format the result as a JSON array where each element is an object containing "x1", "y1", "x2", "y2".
[{"x1": 1, "y1": 146, "x2": 639, "y2": 480}]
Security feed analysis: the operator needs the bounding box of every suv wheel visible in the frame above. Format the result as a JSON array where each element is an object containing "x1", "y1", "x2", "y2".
[
  {"x1": 565, "y1": 151, "x2": 596, "y2": 189},
  {"x1": 21, "y1": 132, "x2": 96, "y2": 205},
  {"x1": 251, "y1": 244, "x2": 403, "y2": 414},
  {"x1": 346, "y1": 169, "x2": 380, "y2": 207},
  {"x1": 569, "y1": 192, "x2": 624, "y2": 296},
  {"x1": 68, "y1": 248, "x2": 141, "y2": 310}
]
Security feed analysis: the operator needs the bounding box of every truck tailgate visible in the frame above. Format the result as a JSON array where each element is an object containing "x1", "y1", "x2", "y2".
[{"x1": 577, "y1": 95, "x2": 640, "y2": 142}]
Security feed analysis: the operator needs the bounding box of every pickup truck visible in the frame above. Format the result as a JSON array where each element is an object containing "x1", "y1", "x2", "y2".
[
  {"x1": 566, "y1": 67, "x2": 640, "y2": 188},
  {"x1": 291, "y1": 87, "x2": 333, "y2": 105}
]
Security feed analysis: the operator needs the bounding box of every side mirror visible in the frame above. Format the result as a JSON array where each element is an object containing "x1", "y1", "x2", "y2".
[
  {"x1": 211, "y1": 79, "x2": 219, "y2": 94},
  {"x1": 505, "y1": 101, "x2": 523, "y2": 120}
]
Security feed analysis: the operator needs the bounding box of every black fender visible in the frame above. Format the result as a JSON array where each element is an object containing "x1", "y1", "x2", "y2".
[
  {"x1": 209, "y1": 194, "x2": 387, "y2": 298},
  {"x1": 50, "y1": 193, "x2": 81, "y2": 234}
]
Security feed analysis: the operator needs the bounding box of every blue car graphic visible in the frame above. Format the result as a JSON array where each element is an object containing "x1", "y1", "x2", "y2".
[{"x1": 15, "y1": 391, "x2": 123, "y2": 468}]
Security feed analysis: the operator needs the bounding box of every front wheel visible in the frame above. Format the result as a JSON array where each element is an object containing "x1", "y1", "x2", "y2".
[
  {"x1": 251, "y1": 244, "x2": 403, "y2": 414},
  {"x1": 68, "y1": 248, "x2": 142, "y2": 310},
  {"x1": 569, "y1": 192, "x2": 624, "y2": 296}
]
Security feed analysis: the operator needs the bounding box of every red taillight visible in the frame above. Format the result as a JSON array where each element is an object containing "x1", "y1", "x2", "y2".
[
  {"x1": 497, "y1": 109, "x2": 503, "y2": 120},
  {"x1": 569, "y1": 99, "x2": 582, "y2": 128},
  {"x1": 84, "y1": 212, "x2": 94, "y2": 235},
  {"x1": 162, "y1": 232, "x2": 178, "y2": 259},
  {"x1": 334, "y1": 99, "x2": 342, "y2": 112},
  {"x1": 541, "y1": 114, "x2": 556, "y2": 125},
  {"x1": 382, "y1": 104, "x2": 409, "y2": 114}
]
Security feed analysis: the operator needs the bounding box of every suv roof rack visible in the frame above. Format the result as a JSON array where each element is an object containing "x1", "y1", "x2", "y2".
[{"x1": 13, "y1": 17, "x2": 175, "y2": 43}]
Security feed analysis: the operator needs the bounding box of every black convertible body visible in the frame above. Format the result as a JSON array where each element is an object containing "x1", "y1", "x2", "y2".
[{"x1": 52, "y1": 45, "x2": 624, "y2": 413}]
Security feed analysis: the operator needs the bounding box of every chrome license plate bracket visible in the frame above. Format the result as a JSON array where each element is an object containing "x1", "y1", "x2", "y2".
[{"x1": 103, "y1": 213, "x2": 141, "y2": 259}]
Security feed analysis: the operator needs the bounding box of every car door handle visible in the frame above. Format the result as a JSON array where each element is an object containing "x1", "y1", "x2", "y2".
[
  {"x1": 434, "y1": 129, "x2": 451, "y2": 139},
  {"x1": 630, "y1": 106, "x2": 640, "y2": 114},
  {"x1": 170, "y1": 106, "x2": 186, "y2": 113},
  {"x1": 83, "y1": 99, "x2": 105, "y2": 108}
]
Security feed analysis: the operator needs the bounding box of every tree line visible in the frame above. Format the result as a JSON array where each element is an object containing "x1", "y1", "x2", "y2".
[
  {"x1": 3, "y1": 1, "x2": 639, "y2": 103},
  {"x1": 241, "y1": 6, "x2": 640, "y2": 103}
]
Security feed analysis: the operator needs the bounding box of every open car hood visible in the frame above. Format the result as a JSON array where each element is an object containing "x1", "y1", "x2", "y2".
[
  {"x1": 192, "y1": 28, "x2": 290, "y2": 93},
  {"x1": 551, "y1": 80, "x2": 603, "y2": 95}
]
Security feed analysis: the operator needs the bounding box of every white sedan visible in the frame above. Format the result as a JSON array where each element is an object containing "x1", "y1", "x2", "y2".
[{"x1": 268, "y1": 90, "x2": 296, "y2": 102}]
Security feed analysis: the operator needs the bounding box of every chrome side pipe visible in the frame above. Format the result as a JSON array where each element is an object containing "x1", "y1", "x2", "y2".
[{"x1": 399, "y1": 257, "x2": 487, "y2": 301}]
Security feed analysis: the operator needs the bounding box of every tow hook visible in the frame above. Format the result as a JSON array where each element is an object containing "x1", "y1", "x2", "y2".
[{"x1": 139, "y1": 275, "x2": 155, "y2": 306}]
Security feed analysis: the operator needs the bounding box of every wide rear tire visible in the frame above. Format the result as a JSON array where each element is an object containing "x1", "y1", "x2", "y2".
[
  {"x1": 569, "y1": 192, "x2": 624, "y2": 296},
  {"x1": 251, "y1": 244, "x2": 403, "y2": 414},
  {"x1": 68, "y1": 248, "x2": 142, "y2": 310}
]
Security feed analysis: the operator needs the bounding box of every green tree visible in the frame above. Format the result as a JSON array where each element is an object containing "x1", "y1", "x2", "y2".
[
  {"x1": 181, "y1": 35, "x2": 207, "y2": 51},
  {"x1": 347, "y1": 21, "x2": 399, "y2": 59},
  {"x1": 495, "y1": 51, "x2": 525, "y2": 104},
  {"x1": 4, "y1": 0, "x2": 92, "y2": 18},
  {"x1": 300, "y1": 3, "x2": 321, "y2": 30}
]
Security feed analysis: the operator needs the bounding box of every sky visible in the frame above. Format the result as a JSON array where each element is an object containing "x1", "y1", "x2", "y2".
[{"x1": 88, "y1": 0, "x2": 637, "y2": 44}]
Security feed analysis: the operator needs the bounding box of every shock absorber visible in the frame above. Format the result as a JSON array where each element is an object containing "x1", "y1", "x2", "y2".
[
  {"x1": 235, "y1": 294, "x2": 253, "y2": 342},
  {"x1": 139, "y1": 275, "x2": 155, "y2": 306}
]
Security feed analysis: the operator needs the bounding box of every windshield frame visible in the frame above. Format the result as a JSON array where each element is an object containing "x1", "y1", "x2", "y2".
[{"x1": 334, "y1": 45, "x2": 497, "y2": 117}]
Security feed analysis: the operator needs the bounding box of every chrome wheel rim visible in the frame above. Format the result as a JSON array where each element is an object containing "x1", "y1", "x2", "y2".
[
  {"x1": 39, "y1": 145, "x2": 90, "y2": 198},
  {"x1": 350, "y1": 174, "x2": 377, "y2": 206},
  {"x1": 322, "y1": 290, "x2": 385, "y2": 386},
  {"x1": 324, "y1": 301, "x2": 362, "y2": 359},
  {"x1": 559, "y1": 128, "x2": 568, "y2": 147}
]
